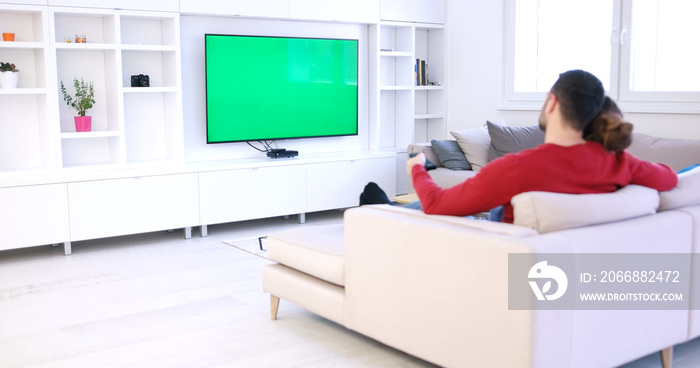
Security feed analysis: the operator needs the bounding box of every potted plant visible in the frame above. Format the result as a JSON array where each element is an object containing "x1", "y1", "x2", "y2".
[
  {"x1": 60, "y1": 77, "x2": 95, "y2": 132},
  {"x1": 0, "y1": 62, "x2": 19, "y2": 89}
]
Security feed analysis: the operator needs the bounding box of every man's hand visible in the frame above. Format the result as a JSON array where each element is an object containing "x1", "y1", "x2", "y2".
[{"x1": 406, "y1": 153, "x2": 426, "y2": 176}]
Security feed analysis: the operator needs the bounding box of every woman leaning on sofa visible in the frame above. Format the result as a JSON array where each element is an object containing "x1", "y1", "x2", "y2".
[{"x1": 399, "y1": 70, "x2": 678, "y2": 223}]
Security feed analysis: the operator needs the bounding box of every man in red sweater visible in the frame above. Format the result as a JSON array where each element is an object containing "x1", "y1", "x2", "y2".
[{"x1": 404, "y1": 70, "x2": 677, "y2": 223}]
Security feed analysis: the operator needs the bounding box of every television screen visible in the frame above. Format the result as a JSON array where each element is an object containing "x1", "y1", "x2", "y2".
[{"x1": 205, "y1": 34, "x2": 359, "y2": 143}]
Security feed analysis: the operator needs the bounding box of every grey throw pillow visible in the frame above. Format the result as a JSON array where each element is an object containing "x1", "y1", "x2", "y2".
[
  {"x1": 487, "y1": 121, "x2": 545, "y2": 162},
  {"x1": 431, "y1": 140, "x2": 472, "y2": 170}
]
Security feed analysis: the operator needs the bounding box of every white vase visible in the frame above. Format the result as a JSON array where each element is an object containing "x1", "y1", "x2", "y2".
[{"x1": 0, "y1": 71, "x2": 19, "y2": 89}]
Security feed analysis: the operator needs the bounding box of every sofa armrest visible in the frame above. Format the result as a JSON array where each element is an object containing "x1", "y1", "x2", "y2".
[
  {"x1": 343, "y1": 205, "x2": 535, "y2": 368},
  {"x1": 407, "y1": 142, "x2": 443, "y2": 168}
]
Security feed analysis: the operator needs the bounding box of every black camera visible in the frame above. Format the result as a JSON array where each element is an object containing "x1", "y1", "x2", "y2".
[{"x1": 130, "y1": 74, "x2": 150, "y2": 87}]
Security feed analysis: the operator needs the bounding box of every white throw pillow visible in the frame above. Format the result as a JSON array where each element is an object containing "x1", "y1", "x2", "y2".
[
  {"x1": 512, "y1": 185, "x2": 660, "y2": 233},
  {"x1": 450, "y1": 126, "x2": 490, "y2": 171},
  {"x1": 659, "y1": 166, "x2": 700, "y2": 211}
]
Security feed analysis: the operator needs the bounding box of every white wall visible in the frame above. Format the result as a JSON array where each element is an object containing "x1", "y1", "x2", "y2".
[
  {"x1": 180, "y1": 16, "x2": 369, "y2": 163},
  {"x1": 446, "y1": 0, "x2": 700, "y2": 139}
]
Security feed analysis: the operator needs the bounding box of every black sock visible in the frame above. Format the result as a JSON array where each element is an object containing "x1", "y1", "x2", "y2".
[{"x1": 359, "y1": 182, "x2": 392, "y2": 205}]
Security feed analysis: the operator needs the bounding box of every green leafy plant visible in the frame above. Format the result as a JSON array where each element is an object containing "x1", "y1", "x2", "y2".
[
  {"x1": 0, "y1": 62, "x2": 18, "y2": 72},
  {"x1": 60, "y1": 78, "x2": 95, "y2": 117}
]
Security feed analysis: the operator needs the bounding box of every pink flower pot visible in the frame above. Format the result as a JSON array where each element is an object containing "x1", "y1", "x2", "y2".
[{"x1": 74, "y1": 116, "x2": 92, "y2": 132}]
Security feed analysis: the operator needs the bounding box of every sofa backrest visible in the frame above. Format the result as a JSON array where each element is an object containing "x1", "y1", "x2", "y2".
[
  {"x1": 511, "y1": 185, "x2": 660, "y2": 233},
  {"x1": 627, "y1": 132, "x2": 700, "y2": 172}
]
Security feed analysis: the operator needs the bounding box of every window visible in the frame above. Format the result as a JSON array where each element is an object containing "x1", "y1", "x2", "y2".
[{"x1": 505, "y1": 0, "x2": 700, "y2": 111}]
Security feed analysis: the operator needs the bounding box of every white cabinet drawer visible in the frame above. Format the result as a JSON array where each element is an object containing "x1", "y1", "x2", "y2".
[
  {"x1": 307, "y1": 157, "x2": 395, "y2": 212},
  {"x1": 179, "y1": 0, "x2": 288, "y2": 18},
  {"x1": 0, "y1": 184, "x2": 69, "y2": 251},
  {"x1": 68, "y1": 174, "x2": 199, "y2": 241},
  {"x1": 381, "y1": 0, "x2": 444, "y2": 24},
  {"x1": 199, "y1": 165, "x2": 306, "y2": 225},
  {"x1": 289, "y1": 0, "x2": 378, "y2": 23}
]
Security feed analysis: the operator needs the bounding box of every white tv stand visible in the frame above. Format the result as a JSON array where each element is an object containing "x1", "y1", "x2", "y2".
[{"x1": 0, "y1": 150, "x2": 395, "y2": 255}]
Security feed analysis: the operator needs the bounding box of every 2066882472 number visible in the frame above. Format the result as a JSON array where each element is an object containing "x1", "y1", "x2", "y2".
[{"x1": 599, "y1": 270, "x2": 680, "y2": 283}]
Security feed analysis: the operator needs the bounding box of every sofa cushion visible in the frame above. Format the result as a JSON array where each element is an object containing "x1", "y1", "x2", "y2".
[
  {"x1": 267, "y1": 224, "x2": 345, "y2": 286},
  {"x1": 428, "y1": 167, "x2": 477, "y2": 189},
  {"x1": 450, "y1": 125, "x2": 491, "y2": 171},
  {"x1": 627, "y1": 132, "x2": 700, "y2": 172},
  {"x1": 365, "y1": 204, "x2": 538, "y2": 237},
  {"x1": 659, "y1": 166, "x2": 700, "y2": 211},
  {"x1": 430, "y1": 139, "x2": 471, "y2": 170},
  {"x1": 486, "y1": 121, "x2": 545, "y2": 162},
  {"x1": 511, "y1": 185, "x2": 660, "y2": 233}
]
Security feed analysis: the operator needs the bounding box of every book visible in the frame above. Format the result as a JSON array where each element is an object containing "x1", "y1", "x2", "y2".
[{"x1": 416, "y1": 59, "x2": 429, "y2": 86}]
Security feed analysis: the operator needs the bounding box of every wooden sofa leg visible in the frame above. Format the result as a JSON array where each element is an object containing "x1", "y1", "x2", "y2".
[
  {"x1": 271, "y1": 295, "x2": 280, "y2": 320},
  {"x1": 660, "y1": 346, "x2": 673, "y2": 368}
]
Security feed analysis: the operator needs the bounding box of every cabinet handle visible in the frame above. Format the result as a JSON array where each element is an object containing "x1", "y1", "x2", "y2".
[{"x1": 620, "y1": 28, "x2": 628, "y2": 46}]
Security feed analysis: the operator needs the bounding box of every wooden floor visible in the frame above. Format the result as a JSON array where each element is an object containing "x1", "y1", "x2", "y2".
[
  {"x1": 0, "y1": 209, "x2": 698, "y2": 367},
  {"x1": 0, "y1": 210, "x2": 436, "y2": 367}
]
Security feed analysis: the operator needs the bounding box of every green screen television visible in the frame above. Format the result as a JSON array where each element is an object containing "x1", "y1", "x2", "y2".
[{"x1": 205, "y1": 34, "x2": 359, "y2": 143}]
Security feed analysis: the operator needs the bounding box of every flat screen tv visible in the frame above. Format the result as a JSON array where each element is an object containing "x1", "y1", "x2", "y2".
[{"x1": 205, "y1": 34, "x2": 359, "y2": 144}]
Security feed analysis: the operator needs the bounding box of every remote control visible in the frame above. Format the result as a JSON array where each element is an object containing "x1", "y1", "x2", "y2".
[{"x1": 409, "y1": 152, "x2": 437, "y2": 171}]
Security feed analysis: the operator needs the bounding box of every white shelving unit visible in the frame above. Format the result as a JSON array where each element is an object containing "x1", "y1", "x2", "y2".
[
  {"x1": 370, "y1": 20, "x2": 445, "y2": 194},
  {"x1": 377, "y1": 22, "x2": 445, "y2": 150},
  {"x1": 0, "y1": 4, "x2": 183, "y2": 174},
  {"x1": 0, "y1": 5, "x2": 53, "y2": 172}
]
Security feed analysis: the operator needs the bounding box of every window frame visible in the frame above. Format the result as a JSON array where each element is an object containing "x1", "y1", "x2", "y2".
[{"x1": 502, "y1": 0, "x2": 700, "y2": 114}]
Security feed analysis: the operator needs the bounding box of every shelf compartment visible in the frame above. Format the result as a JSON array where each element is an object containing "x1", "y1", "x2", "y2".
[
  {"x1": 121, "y1": 49, "x2": 178, "y2": 88},
  {"x1": 379, "y1": 23, "x2": 413, "y2": 54},
  {"x1": 0, "y1": 94, "x2": 54, "y2": 172},
  {"x1": 380, "y1": 55, "x2": 415, "y2": 87},
  {"x1": 380, "y1": 89, "x2": 414, "y2": 149},
  {"x1": 0, "y1": 48, "x2": 48, "y2": 88},
  {"x1": 61, "y1": 136, "x2": 123, "y2": 167},
  {"x1": 414, "y1": 116, "x2": 445, "y2": 144},
  {"x1": 120, "y1": 14, "x2": 178, "y2": 47},
  {"x1": 415, "y1": 26, "x2": 445, "y2": 85},
  {"x1": 0, "y1": 9, "x2": 46, "y2": 43},
  {"x1": 123, "y1": 91, "x2": 183, "y2": 164},
  {"x1": 53, "y1": 11, "x2": 117, "y2": 44},
  {"x1": 415, "y1": 88, "x2": 445, "y2": 116},
  {"x1": 56, "y1": 48, "x2": 121, "y2": 134}
]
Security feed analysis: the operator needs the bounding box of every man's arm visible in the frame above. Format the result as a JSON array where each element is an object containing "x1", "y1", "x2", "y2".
[
  {"x1": 625, "y1": 152, "x2": 678, "y2": 191},
  {"x1": 410, "y1": 154, "x2": 523, "y2": 216}
]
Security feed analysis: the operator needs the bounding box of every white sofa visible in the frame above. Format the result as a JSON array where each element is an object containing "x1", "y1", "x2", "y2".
[{"x1": 262, "y1": 133, "x2": 700, "y2": 368}]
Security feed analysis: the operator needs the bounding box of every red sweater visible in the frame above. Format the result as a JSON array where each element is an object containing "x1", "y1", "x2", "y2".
[{"x1": 412, "y1": 141, "x2": 678, "y2": 223}]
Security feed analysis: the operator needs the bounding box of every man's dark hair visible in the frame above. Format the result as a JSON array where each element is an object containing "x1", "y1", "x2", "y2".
[
  {"x1": 584, "y1": 96, "x2": 634, "y2": 154},
  {"x1": 550, "y1": 69, "x2": 605, "y2": 131},
  {"x1": 550, "y1": 70, "x2": 633, "y2": 153}
]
